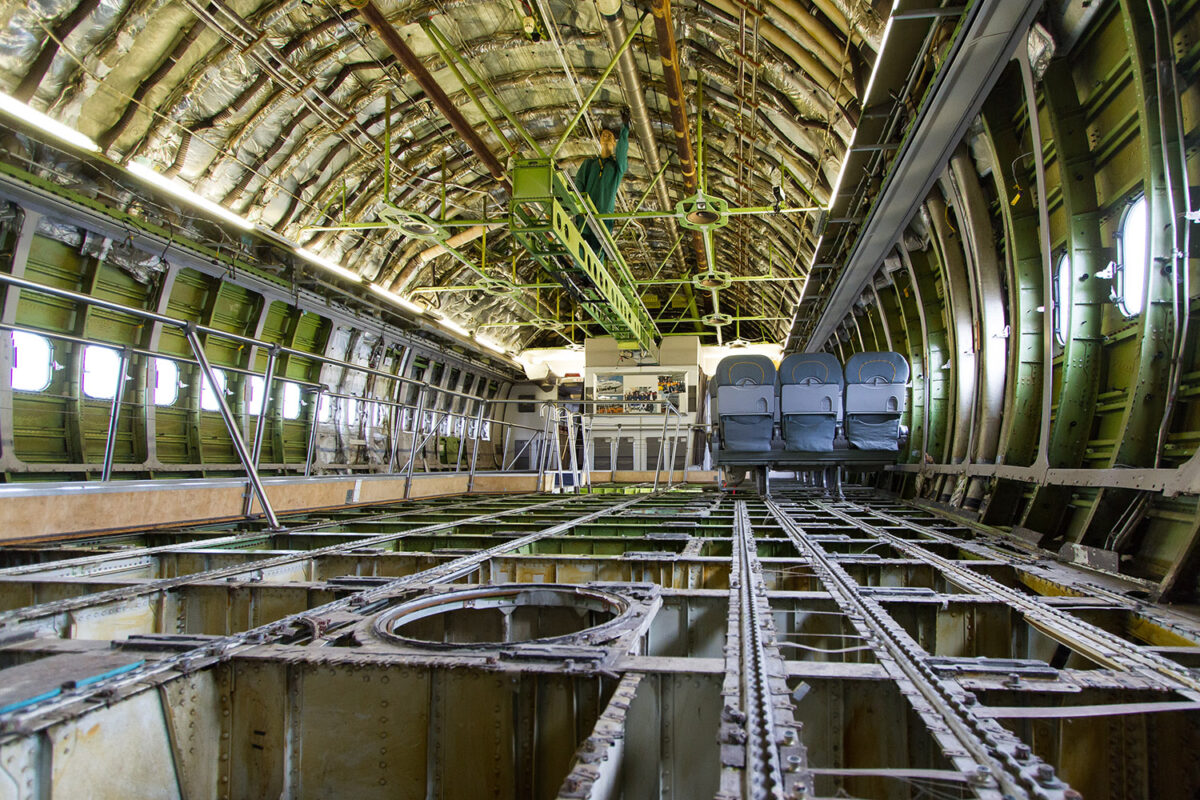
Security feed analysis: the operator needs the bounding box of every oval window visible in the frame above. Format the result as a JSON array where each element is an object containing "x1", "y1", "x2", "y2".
[
  {"x1": 153, "y1": 358, "x2": 178, "y2": 406},
  {"x1": 1116, "y1": 195, "x2": 1149, "y2": 317},
  {"x1": 82, "y1": 345, "x2": 121, "y2": 399},
  {"x1": 10, "y1": 331, "x2": 52, "y2": 392},
  {"x1": 1054, "y1": 251, "x2": 1071, "y2": 345}
]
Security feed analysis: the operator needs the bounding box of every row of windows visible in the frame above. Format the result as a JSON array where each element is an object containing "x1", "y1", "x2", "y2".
[
  {"x1": 11, "y1": 337, "x2": 499, "y2": 437},
  {"x1": 314, "y1": 395, "x2": 492, "y2": 439},
  {"x1": 1053, "y1": 194, "x2": 1149, "y2": 344},
  {"x1": 10, "y1": 336, "x2": 304, "y2": 417}
]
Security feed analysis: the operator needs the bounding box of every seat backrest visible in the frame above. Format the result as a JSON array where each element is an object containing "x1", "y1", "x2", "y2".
[
  {"x1": 713, "y1": 354, "x2": 777, "y2": 389},
  {"x1": 777, "y1": 353, "x2": 843, "y2": 451},
  {"x1": 778, "y1": 352, "x2": 844, "y2": 388},
  {"x1": 778, "y1": 353, "x2": 843, "y2": 416},
  {"x1": 712, "y1": 355, "x2": 777, "y2": 451},
  {"x1": 713, "y1": 354, "x2": 777, "y2": 416},
  {"x1": 844, "y1": 352, "x2": 909, "y2": 386},
  {"x1": 843, "y1": 351, "x2": 908, "y2": 450}
]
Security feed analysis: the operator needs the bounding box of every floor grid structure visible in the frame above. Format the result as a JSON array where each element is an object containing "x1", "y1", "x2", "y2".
[{"x1": 0, "y1": 486, "x2": 1197, "y2": 799}]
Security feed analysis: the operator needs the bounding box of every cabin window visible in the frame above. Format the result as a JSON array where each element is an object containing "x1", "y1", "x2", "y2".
[
  {"x1": 282, "y1": 382, "x2": 302, "y2": 419},
  {"x1": 318, "y1": 393, "x2": 334, "y2": 422},
  {"x1": 200, "y1": 369, "x2": 227, "y2": 411},
  {"x1": 1116, "y1": 194, "x2": 1149, "y2": 317},
  {"x1": 153, "y1": 358, "x2": 178, "y2": 406},
  {"x1": 248, "y1": 376, "x2": 265, "y2": 416},
  {"x1": 82, "y1": 345, "x2": 122, "y2": 399},
  {"x1": 10, "y1": 332, "x2": 53, "y2": 392},
  {"x1": 1053, "y1": 252, "x2": 1071, "y2": 345}
]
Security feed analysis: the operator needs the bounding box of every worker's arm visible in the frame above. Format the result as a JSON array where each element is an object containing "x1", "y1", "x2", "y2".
[
  {"x1": 575, "y1": 159, "x2": 594, "y2": 193},
  {"x1": 616, "y1": 121, "x2": 630, "y2": 176}
]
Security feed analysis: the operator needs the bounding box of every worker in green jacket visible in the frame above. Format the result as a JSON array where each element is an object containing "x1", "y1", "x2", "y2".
[{"x1": 575, "y1": 108, "x2": 631, "y2": 259}]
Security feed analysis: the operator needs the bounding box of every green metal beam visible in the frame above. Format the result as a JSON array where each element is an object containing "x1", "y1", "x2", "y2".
[
  {"x1": 420, "y1": 20, "x2": 516, "y2": 157},
  {"x1": 550, "y1": 12, "x2": 647, "y2": 158},
  {"x1": 301, "y1": 206, "x2": 819, "y2": 233},
  {"x1": 409, "y1": 274, "x2": 805, "y2": 293},
  {"x1": 422, "y1": 20, "x2": 546, "y2": 158}
]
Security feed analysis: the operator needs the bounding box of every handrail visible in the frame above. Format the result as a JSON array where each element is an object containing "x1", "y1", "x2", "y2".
[
  {"x1": 0, "y1": 321, "x2": 542, "y2": 436},
  {"x1": 536, "y1": 399, "x2": 689, "y2": 492},
  {"x1": 0, "y1": 272, "x2": 500, "y2": 406}
]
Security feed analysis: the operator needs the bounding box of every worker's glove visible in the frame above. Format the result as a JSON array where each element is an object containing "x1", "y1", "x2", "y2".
[{"x1": 620, "y1": 107, "x2": 632, "y2": 127}]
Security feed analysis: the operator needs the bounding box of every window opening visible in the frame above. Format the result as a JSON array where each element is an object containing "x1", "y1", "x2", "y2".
[
  {"x1": 248, "y1": 376, "x2": 266, "y2": 416},
  {"x1": 153, "y1": 358, "x2": 178, "y2": 406},
  {"x1": 1054, "y1": 251, "x2": 1071, "y2": 345},
  {"x1": 82, "y1": 345, "x2": 122, "y2": 399},
  {"x1": 10, "y1": 331, "x2": 52, "y2": 392},
  {"x1": 200, "y1": 369, "x2": 227, "y2": 411},
  {"x1": 318, "y1": 393, "x2": 335, "y2": 422},
  {"x1": 1116, "y1": 194, "x2": 1149, "y2": 317},
  {"x1": 282, "y1": 382, "x2": 302, "y2": 419}
]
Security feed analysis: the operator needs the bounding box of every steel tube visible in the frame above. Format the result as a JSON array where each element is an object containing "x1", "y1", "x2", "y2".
[
  {"x1": 357, "y1": 2, "x2": 509, "y2": 190},
  {"x1": 467, "y1": 402, "x2": 486, "y2": 492},
  {"x1": 248, "y1": 345, "x2": 278, "y2": 469},
  {"x1": 565, "y1": 411, "x2": 580, "y2": 494},
  {"x1": 100, "y1": 348, "x2": 130, "y2": 482},
  {"x1": 387, "y1": 391, "x2": 405, "y2": 473},
  {"x1": 243, "y1": 345, "x2": 278, "y2": 515},
  {"x1": 454, "y1": 413, "x2": 467, "y2": 472},
  {"x1": 536, "y1": 407, "x2": 552, "y2": 490},
  {"x1": 185, "y1": 325, "x2": 280, "y2": 528},
  {"x1": 652, "y1": 405, "x2": 670, "y2": 491},
  {"x1": 304, "y1": 387, "x2": 324, "y2": 478},
  {"x1": 403, "y1": 388, "x2": 427, "y2": 499}
]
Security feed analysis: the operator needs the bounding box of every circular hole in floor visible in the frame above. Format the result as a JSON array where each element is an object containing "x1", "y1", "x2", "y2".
[{"x1": 374, "y1": 585, "x2": 628, "y2": 646}]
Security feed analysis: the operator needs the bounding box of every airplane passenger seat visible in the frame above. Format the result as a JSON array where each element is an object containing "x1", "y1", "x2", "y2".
[
  {"x1": 778, "y1": 353, "x2": 843, "y2": 452},
  {"x1": 843, "y1": 351, "x2": 909, "y2": 451},
  {"x1": 711, "y1": 355, "x2": 777, "y2": 452}
]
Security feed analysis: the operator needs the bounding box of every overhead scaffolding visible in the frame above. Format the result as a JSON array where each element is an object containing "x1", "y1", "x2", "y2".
[{"x1": 510, "y1": 158, "x2": 659, "y2": 351}]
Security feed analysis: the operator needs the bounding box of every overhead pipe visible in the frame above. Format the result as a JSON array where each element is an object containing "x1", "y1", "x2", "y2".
[
  {"x1": 353, "y1": 1, "x2": 510, "y2": 193},
  {"x1": 648, "y1": 0, "x2": 710, "y2": 272},
  {"x1": 414, "y1": 224, "x2": 502, "y2": 269},
  {"x1": 14, "y1": 0, "x2": 102, "y2": 102}
]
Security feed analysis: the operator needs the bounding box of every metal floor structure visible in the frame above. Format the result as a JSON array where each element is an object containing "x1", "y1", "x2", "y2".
[{"x1": 0, "y1": 486, "x2": 1199, "y2": 799}]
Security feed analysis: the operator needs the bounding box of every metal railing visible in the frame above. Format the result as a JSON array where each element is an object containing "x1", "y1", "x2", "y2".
[
  {"x1": 533, "y1": 399, "x2": 689, "y2": 494},
  {"x1": 0, "y1": 272, "x2": 543, "y2": 527}
]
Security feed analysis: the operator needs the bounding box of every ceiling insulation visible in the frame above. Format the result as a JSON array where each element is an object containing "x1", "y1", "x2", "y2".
[{"x1": 0, "y1": 0, "x2": 885, "y2": 350}]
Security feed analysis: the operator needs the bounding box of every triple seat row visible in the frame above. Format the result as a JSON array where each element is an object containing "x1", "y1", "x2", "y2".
[{"x1": 710, "y1": 351, "x2": 910, "y2": 454}]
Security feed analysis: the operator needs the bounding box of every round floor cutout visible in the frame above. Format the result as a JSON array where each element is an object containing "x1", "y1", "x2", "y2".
[{"x1": 371, "y1": 584, "x2": 632, "y2": 648}]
